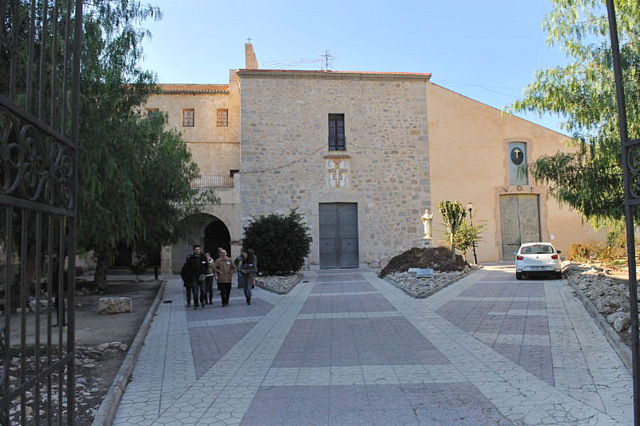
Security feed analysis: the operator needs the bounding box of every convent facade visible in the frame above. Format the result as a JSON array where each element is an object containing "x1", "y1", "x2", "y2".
[{"x1": 144, "y1": 44, "x2": 601, "y2": 273}]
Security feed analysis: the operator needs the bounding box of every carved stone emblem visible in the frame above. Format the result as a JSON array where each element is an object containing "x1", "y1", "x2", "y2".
[{"x1": 326, "y1": 158, "x2": 349, "y2": 189}]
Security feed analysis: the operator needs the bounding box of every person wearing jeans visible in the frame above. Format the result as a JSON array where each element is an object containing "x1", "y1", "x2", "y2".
[
  {"x1": 204, "y1": 251, "x2": 216, "y2": 305},
  {"x1": 240, "y1": 249, "x2": 258, "y2": 305},
  {"x1": 214, "y1": 249, "x2": 236, "y2": 306},
  {"x1": 185, "y1": 245, "x2": 207, "y2": 309},
  {"x1": 234, "y1": 253, "x2": 244, "y2": 289}
]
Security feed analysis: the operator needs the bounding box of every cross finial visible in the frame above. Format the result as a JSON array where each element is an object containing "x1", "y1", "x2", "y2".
[{"x1": 246, "y1": 37, "x2": 252, "y2": 44}]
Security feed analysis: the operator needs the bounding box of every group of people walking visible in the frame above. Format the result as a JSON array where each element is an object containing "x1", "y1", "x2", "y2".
[{"x1": 180, "y1": 245, "x2": 257, "y2": 309}]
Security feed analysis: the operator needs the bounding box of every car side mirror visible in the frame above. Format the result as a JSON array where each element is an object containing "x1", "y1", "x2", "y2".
[{"x1": 556, "y1": 250, "x2": 562, "y2": 254}]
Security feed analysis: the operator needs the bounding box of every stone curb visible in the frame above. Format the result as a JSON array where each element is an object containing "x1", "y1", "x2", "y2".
[
  {"x1": 255, "y1": 273, "x2": 304, "y2": 294},
  {"x1": 91, "y1": 279, "x2": 167, "y2": 426},
  {"x1": 564, "y1": 273, "x2": 632, "y2": 373},
  {"x1": 382, "y1": 266, "x2": 481, "y2": 299}
]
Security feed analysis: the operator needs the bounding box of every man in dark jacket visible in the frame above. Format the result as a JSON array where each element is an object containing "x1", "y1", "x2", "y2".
[
  {"x1": 184, "y1": 245, "x2": 207, "y2": 309},
  {"x1": 180, "y1": 261, "x2": 192, "y2": 308}
]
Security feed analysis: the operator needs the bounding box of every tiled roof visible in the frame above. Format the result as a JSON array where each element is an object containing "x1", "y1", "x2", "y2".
[
  {"x1": 157, "y1": 84, "x2": 229, "y2": 94},
  {"x1": 237, "y1": 69, "x2": 432, "y2": 79}
]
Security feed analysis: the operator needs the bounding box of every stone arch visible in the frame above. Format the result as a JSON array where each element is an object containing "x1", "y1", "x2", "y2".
[
  {"x1": 170, "y1": 213, "x2": 232, "y2": 273},
  {"x1": 204, "y1": 219, "x2": 231, "y2": 258}
]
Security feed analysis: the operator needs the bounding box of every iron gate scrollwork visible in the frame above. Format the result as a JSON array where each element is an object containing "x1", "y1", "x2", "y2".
[{"x1": 0, "y1": 0, "x2": 82, "y2": 424}]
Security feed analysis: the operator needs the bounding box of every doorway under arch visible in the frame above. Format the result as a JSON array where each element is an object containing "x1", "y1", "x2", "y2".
[
  {"x1": 205, "y1": 219, "x2": 231, "y2": 258},
  {"x1": 170, "y1": 214, "x2": 232, "y2": 273}
]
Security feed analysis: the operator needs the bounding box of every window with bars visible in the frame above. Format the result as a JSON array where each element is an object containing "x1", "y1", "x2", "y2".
[
  {"x1": 328, "y1": 114, "x2": 345, "y2": 151},
  {"x1": 182, "y1": 108, "x2": 195, "y2": 127},
  {"x1": 216, "y1": 109, "x2": 228, "y2": 127}
]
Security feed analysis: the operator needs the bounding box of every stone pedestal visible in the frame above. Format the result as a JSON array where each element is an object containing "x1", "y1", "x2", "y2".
[{"x1": 417, "y1": 239, "x2": 432, "y2": 248}]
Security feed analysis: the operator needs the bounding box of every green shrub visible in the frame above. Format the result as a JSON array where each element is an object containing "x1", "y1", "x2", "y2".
[
  {"x1": 242, "y1": 210, "x2": 312, "y2": 276},
  {"x1": 567, "y1": 243, "x2": 592, "y2": 262},
  {"x1": 606, "y1": 227, "x2": 626, "y2": 249}
]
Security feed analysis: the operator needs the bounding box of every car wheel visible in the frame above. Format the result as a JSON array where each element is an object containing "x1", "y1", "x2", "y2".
[
  {"x1": 516, "y1": 272, "x2": 522, "y2": 280},
  {"x1": 555, "y1": 272, "x2": 562, "y2": 280}
]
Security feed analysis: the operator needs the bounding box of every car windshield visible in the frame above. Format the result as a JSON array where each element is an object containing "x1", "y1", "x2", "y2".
[{"x1": 522, "y1": 245, "x2": 554, "y2": 255}]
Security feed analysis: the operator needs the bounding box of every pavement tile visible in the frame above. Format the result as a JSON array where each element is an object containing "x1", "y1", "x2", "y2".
[{"x1": 115, "y1": 268, "x2": 632, "y2": 425}]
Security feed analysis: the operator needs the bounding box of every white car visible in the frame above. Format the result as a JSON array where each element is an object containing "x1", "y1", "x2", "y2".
[{"x1": 514, "y1": 242, "x2": 562, "y2": 280}]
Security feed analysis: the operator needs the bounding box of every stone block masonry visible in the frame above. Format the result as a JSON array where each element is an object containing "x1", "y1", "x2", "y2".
[{"x1": 237, "y1": 70, "x2": 431, "y2": 268}]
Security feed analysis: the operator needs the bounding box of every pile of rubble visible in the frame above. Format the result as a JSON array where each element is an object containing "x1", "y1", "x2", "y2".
[{"x1": 564, "y1": 263, "x2": 633, "y2": 340}]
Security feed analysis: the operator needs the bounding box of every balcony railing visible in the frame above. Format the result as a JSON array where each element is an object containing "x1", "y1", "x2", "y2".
[{"x1": 191, "y1": 175, "x2": 234, "y2": 189}]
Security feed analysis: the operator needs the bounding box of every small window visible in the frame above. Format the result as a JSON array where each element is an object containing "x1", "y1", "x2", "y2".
[
  {"x1": 182, "y1": 108, "x2": 195, "y2": 127},
  {"x1": 328, "y1": 114, "x2": 345, "y2": 151},
  {"x1": 216, "y1": 109, "x2": 228, "y2": 127},
  {"x1": 146, "y1": 107, "x2": 159, "y2": 114}
]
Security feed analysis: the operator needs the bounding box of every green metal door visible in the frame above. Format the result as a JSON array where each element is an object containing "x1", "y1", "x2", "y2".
[
  {"x1": 500, "y1": 194, "x2": 541, "y2": 259},
  {"x1": 319, "y1": 203, "x2": 359, "y2": 269}
]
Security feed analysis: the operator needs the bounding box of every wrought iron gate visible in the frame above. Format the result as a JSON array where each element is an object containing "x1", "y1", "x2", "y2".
[{"x1": 0, "y1": 0, "x2": 82, "y2": 424}]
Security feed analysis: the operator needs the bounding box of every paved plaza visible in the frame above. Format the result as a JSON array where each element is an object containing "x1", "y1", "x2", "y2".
[{"x1": 114, "y1": 266, "x2": 633, "y2": 425}]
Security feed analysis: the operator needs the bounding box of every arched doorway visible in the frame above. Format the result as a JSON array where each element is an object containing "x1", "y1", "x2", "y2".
[
  {"x1": 205, "y1": 220, "x2": 231, "y2": 258},
  {"x1": 170, "y1": 214, "x2": 232, "y2": 273}
]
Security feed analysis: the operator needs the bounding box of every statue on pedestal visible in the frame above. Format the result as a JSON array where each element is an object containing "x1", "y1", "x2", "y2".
[{"x1": 421, "y1": 209, "x2": 433, "y2": 239}]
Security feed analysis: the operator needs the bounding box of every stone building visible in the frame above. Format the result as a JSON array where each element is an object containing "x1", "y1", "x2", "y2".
[{"x1": 144, "y1": 44, "x2": 601, "y2": 273}]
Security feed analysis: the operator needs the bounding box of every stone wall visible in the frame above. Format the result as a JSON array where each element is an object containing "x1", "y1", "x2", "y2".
[
  {"x1": 237, "y1": 70, "x2": 431, "y2": 268},
  {"x1": 146, "y1": 80, "x2": 244, "y2": 274},
  {"x1": 143, "y1": 85, "x2": 240, "y2": 175}
]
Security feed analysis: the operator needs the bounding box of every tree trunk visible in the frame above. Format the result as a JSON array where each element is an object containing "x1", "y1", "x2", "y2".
[
  {"x1": 94, "y1": 249, "x2": 110, "y2": 291},
  {"x1": 450, "y1": 233, "x2": 456, "y2": 261}
]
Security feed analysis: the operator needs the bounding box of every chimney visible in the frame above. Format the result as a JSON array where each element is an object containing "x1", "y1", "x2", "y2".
[{"x1": 245, "y1": 43, "x2": 259, "y2": 69}]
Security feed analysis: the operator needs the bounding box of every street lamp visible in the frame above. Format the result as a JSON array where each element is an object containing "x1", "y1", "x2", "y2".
[{"x1": 467, "y1": 202, "x2": 478, "y2": 265}]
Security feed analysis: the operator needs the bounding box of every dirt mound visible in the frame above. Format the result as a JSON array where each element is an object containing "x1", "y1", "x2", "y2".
[{"x1": 379, "y1": 247, "x2": 469, "y2": 277}]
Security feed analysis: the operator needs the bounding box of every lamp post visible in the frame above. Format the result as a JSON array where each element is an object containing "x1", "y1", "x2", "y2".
[{"x1": 467, "y1": 202, "x2": 478, "y2": 265}]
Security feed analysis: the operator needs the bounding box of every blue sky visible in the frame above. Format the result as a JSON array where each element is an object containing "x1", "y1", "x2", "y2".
[{"x1": 139, "y1": 0, "x2": 569, "y2": 133}]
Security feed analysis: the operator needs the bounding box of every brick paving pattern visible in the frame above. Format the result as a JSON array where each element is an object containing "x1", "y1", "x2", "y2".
[{"x1": 114, "y1": 265, "x2": 633, "y2": 425}]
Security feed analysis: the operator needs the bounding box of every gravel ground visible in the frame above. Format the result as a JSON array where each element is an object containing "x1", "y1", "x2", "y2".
[
  {"x1": 5, "y1": 278, "x2": 160, "y2": 425},
  {"x1": 6, "y1": 343, "x2": 129, "y2": 425}
]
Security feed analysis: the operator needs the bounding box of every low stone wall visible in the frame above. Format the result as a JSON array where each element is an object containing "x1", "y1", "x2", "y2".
[
  {"x1": 563, "y1": 263, "x2": 633, "y2": 372},
  {"x1": 255, "y1": 274, "x2": 304, "y2": 294},
  {"x1": 383, "y1": 267, "x2": 477, "y2": 299}
]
